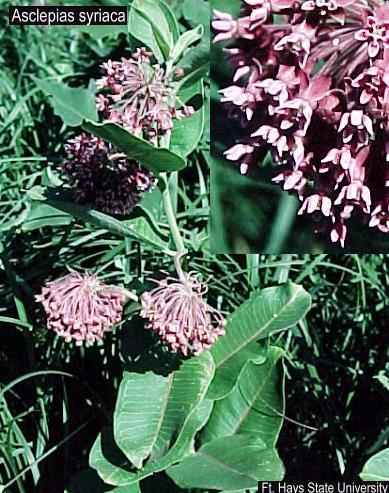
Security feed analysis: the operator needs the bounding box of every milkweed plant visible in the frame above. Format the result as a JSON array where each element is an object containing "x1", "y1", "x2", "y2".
[
  {"x1": 2, "y1": 0, "x2": 308, "y2": 489},
  {"x1": 1, "y1": 0, "x2": 389, "y2": 492}
]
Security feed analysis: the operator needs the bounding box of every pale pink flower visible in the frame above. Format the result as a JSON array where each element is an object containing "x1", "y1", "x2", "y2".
[
  {"x1": 299, "y1": 194, "x2": 332, "y2": 216},
  {"x1": 36, "y1": 272, "x2": 128, "y2": 345},
  {"x1": 96, "y1": 48, "x2": 193, "y2": 142},
  {"x1": 212, "y1": 10, "x2": 253, "y2": 42},
  {"x1": 140, "y1": 262, "x2": 225, "y2": 356},
  {"x1": 338, "y1": 110, "x2": 374, "y2": 146}
]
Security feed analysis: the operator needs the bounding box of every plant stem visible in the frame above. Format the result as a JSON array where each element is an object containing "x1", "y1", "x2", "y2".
[
  {"x1": 161, "y1": 172, "x2": 186, "y2": 253},
  {"x1": 264, "y1": 193, "x2": 298, "y2": 254}
]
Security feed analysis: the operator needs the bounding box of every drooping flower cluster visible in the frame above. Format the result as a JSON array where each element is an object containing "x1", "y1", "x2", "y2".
[
  {"x1": 36, "y1": 272, "x2": 128, "y2": 345},
  {"x1": 96, "y1": 48, "x2": 193, "y2": 142},
  {"x1": 213, "y1": 0, "x2": 389, "y2": 246},
  {"x1": 140, "y1": 261, "x2": 226, "y2": 356},
  {"x1": 63, "y1": 133, "x2": 155, "y2": 215}
]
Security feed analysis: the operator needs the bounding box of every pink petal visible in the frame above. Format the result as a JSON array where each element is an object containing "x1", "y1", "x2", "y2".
[
  {"x1": 234, "y1": 66, "x2": 251, "y2": 82},
  {"x1": 321, "y1": 197, "x2": 332, "y2": 216},
  {"x1": 307, "y1": 194, "x2": 320, "y2": 213},
  {"x1": 338, "y1": 113, "x2": 349, "y2": 132},
  {"x1": 368, "y1": 40, "x2": 380, "y2": 58}
]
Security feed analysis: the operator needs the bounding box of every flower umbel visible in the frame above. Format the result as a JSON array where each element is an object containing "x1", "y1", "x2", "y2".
[
  {"x1": 63, "y1": 133, "x2": 155, "y2": 215},
  {"x1": 36, "y1": 272, "x2": 128, "y2": 345},
  {"x1": 213, "y1": 0, "x2": 389, "y2": 246},
  {"x1": 96, "y1": 48, "x2": 193, "y2": 142},
  {"x1": 140, "y1": 258, "x2": 226, "y2": 356}
]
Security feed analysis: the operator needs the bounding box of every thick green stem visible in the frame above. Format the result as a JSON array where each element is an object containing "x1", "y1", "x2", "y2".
[{"x1": 161, "y1": 172, "x2": 186, "y2": 253}]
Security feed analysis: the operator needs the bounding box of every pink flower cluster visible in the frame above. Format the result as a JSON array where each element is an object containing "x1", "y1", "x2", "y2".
[
  {"x1": 36, "y1": 272, "x2": 127, "y2": 345},
  {"x1": 140, "y1": 271, "x2": 226, "y2": 356},
  {"x1": 96, "y1": 48, "x2": 193, "y2": 142},
  {"x1": 213, "y1": 0, "x2": 389, "y2": 246},
  {"x1": 63, "y1": 133, "x2": 155, "y2": 215}
]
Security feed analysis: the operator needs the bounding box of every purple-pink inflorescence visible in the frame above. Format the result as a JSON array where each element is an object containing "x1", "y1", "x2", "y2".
[
  {"x1": 36, "y1": 271, "x2": 128, "y2": 345},
  {"x1": 96, "y1": 48, "x2": 193, "y2": 142},
  {"x1": 213, "y1": 0, "x2": 389, "y2": 246},
  {"x1": 63, "y1": 133, "x2": 155, "y2": 215},
  {"x1": 140, "y1": 268, "x2": 226, "y2": 357}
]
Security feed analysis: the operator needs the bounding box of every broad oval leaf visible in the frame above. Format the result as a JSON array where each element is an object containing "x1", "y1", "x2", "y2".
[
  {"x1": 83, "y1": 121, "x2": 186, "y2": 174},
  {"x1": 128, "y1": 0, "x2": 173, "y2": 62},
  {"x1": 202, "y1": 346, "x2": 285, "y2": 448},
  {"x1": 166, "y1": 434, "x2": 285, "y2": 490},
  {"x1": 33, "y1": 78, "x2": 97, "y2": 126},
  {"x1": 170, "y1": 99, "x2": 205, "y2": 157},
  {"x1": 170, "y1": 25, "x2": 204, "y2": 65},
  {"x1": 207, "y1": 341, "x2": 267, "y2": 401},
  {"x1": 360, "y1": 448, "x2": 389, "y2": 481},
  {"x1": 159, "y1": 1, "x2": 180, "y2": 43},
  {"x1": 114, "y1": 352, "x2": 215, "y2": 469},
  {"x1": 208, "y1": 282, "x2": 311, "y2": 400},
  {"x1": 182, "y1": 0, "x2": 210, "y2": 30},
  {"x1": 90, "y1": 396, "x2": 214, "y2": 486}
]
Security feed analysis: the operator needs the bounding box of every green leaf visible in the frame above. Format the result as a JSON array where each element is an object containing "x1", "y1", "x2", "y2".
[
  {"x1": 207, "y1": 342, "x2": 267, "y2": 401},
  {"x1": 45, "y1": 196, "x2": 171, "y2": 253},
  {"x1": 77, "y1": 24, "x2": 129, "y2": 40},
  {"x1": 90, "y1": 394, "x2": 214, "y2": 486},
  {"x1": 360, "y1": 448, "x2": 389, "y2": 480},
  {"x1": 201, "y1": 347, "x2": 285, "y2": 448},
  {"x1": 129, "y1": 0, "x2": 173, "y2": 62},
  {"x1": 208, "y1": 282, "x2": 311, "y2": 399},
  {"x1": 22, "y1": 202, "x2": 72, "y2": 231},
  {"x1": 178, "y1": 79, "x2": 204, "y2": 105},
  {"x1": 33, "y1": 78, "x2": 97, "y2": 126},
  {"x1": 159, "y1": 1, "x2": 180, "y2": 43},
  {"x1": 170, "y1": 25, "x2": 204, "y2": 65},
  {"x1": 170, "y1": 96, "x2": 205, "y2": 157},
  {"x1": 114, "y1": 352, "x2": 215, "y2": 468},
  {"x1": 183, "y1": 0, "x2": 210, "y2": 30},
  {"x1": 166, "y1": 434, "x2": 285, "y2": 490},
  {"x1": 83, "y1": 121, "x2": 186, "y2": 174}
]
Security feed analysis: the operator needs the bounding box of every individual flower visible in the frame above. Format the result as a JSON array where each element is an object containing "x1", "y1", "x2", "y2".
[
  {"x1": 140, "y1": 257, "x2": 226, "y2": 356},
  {"x1": 96, "y1": 48, "x2": 193, "y2": 142},
  {"x1": 36, "y1": 272, "x2": 131, "y2": 345},
  {"x1": 213, "y1": 0, "x2": 389, "y2": 247},
  {"x1": 63, "y1": 133, "x2": 155, "y2": 215}
]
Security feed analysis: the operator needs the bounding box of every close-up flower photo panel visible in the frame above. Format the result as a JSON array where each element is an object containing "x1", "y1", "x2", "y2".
[
  {"x1": 1, "y1": 1, "x2": 389, "y2": 492},
  {"x1": 211, "y1": 0, "x2": 389, "y2": 253}
]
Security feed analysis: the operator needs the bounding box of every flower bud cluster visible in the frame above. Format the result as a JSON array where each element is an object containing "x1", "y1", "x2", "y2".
[
  {"x1": 36, "y1": 272, "x2": 127, "y2": 345},
  {"x1": 63, "y1": 133, "x2": 155, "y2": 215}
]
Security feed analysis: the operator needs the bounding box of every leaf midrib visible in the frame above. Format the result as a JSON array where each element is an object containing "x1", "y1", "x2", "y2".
[
  {"x1": 148, "y1": 372, "x2": 174, "y2": 456},
  {"x1": 197, "y1": 448, "x2": 258, "y2": 484},
  {"x1": 233, "y1": 360, "x2": 277, "y2": 435}
]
